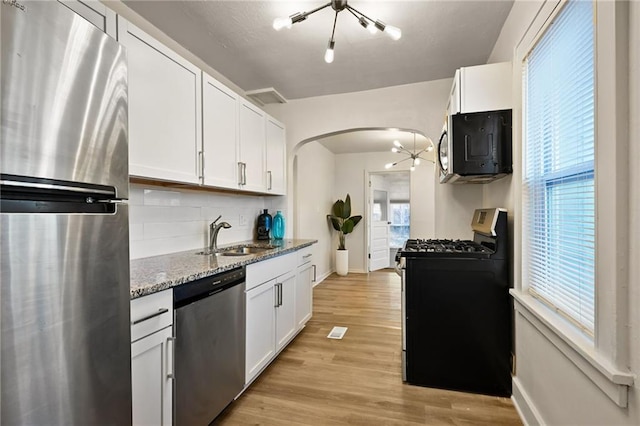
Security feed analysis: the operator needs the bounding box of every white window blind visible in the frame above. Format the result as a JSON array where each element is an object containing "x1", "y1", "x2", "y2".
[{"x1": 523, "y1": 0, "x2": 595, "y2": 334}]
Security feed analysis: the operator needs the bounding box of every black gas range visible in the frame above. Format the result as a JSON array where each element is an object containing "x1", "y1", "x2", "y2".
[
  {"x1": 398, "y1": 208, "x2": 512, "y2": 397},
  {"x1": 401, "y1": 239, "x2": 493, "y2": 258}
]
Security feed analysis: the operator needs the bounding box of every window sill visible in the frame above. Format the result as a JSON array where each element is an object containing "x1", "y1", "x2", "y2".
[{"x1": 510, "y1": 289, "x2": 634, "y2": 408}]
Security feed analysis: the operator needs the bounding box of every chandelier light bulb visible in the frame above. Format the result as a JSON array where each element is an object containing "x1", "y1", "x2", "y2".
[
  {"x1": 324, "y1": 40, "x2": 335, "y2": 63},
  {"x1": 415, "y1": 158, "x2": 421, "y2": 165},
  {"x1": 393, "y1": 140, "x2": 403, "y2": 148},
  {"x1": 426, "y1": 145, "x2": 434, "y2": 152},
  {"x1": 273, "y1": 16, "x2": 293, "y2": 31},
  {"x1": 410, "y1": 165, "x2": 416, "y2": 172},
  {"x1": 385, "y1": 162, "x2": 395, "y2": 169},
  {"x1": 384, "y1": 25, "x2": 402, "y2": 41},
  {"x1": 391, "y1": 147, "x2": 398, "y2": 153}
]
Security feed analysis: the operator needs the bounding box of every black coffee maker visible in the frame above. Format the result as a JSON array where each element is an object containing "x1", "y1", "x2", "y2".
[{"x1": 257, "y1": 209, "x2": 272, "y2": 240}]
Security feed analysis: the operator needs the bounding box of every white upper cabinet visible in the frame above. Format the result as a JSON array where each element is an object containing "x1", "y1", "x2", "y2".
[
  {"x1": 202, "y1": 73, "x2": 240, "y2": 189},
  {"x1": 58, "y1": 1, "x2": 116, "y2": 37},
  {"x1": 118, "y1": 18, "x2": 202, "y2": 184},
  {"x1": 265, "y1": 116, "x2": 286, "y2": 195},
  {"x1": 451, "y1": 62, "x2": 512, "y2": 114},
  {"x1": 238, "y1": 101, "x2": 266, "y2": 192}
]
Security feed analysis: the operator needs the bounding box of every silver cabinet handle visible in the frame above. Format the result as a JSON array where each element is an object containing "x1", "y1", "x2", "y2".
[
  {"x1": 312, "y1": 264, "x2": 317, "y2": 283},
  {"x1": 279, "y1": 282, "x2": 283, "y2": 306},
  {"x1": 166, "y1": 336, "x2": 175, "y2": 379},
  {"x1": 274, "y1": 283, "x2": 279, "y2": 308},
  {"x1": 131, "y1": 308, "x2": 169, "y2": 325},
  {"x1": 303, "y1": 253, "x2": 312, "y2": 259},
  {"x1": 267, "y1": 170, "x2": 273, "y2": 190},
  {"x1": 198, "y1": 151, "x2": 204, "y2": 182},
  {"x1": 243, "y1": 163, "x2": 247, "y2": 185},
  {"x1": 237, "y1": 162, "x2": 243, "y2": 185}
]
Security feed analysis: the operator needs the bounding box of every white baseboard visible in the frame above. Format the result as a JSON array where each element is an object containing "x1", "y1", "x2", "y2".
[
  {"x1": 313, "y1": 270, "x2": 333, "y2": 287},
  {"x1": 512, "y1": 377, "x2": 544, "y2": 426}
]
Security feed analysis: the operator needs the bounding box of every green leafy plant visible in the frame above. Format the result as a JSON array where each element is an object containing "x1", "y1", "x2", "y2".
[{"x1": 327, "y1": 194, "x2": 362, "y2": 250}]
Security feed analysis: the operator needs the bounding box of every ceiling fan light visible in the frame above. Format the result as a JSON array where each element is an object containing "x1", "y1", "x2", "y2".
[
  {"x1": 324, "y1": 40, "x2": 335, "y2": 63},
  {"x1": 384, "y1": 24, "x2": 402, "y2": 40}
]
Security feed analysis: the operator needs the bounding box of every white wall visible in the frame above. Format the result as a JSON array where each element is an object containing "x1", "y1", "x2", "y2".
[
  {"x1": 486, "y1": 1, "x2": 640, "y2": 424},
  {"x1": 293, "y1": 142, "x2": 335, "y2": 281},
  {"x1": 129, "y1": 183, "x2": 286, "y2": 259},
  {"x1": 332, "y1": 152, "x2": 436, "y2": 273},
  {"x1": 267, "y1": 78, "x2": 482, "y2": 274}
]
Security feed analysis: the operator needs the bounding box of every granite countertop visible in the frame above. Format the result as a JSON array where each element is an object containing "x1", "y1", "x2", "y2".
[{"x1": 130, "y1": 239, "x2": 317, "y2": 299}]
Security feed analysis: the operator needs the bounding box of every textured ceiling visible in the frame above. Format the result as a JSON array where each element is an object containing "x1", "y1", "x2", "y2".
[{"x1": 123, "y1": 0, "x2": 514, "y2": 100}]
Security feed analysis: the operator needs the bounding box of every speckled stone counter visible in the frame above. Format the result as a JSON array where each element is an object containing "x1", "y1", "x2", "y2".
[{"x1": 130, "y1": 239, "x2": 317, "y2": 299}]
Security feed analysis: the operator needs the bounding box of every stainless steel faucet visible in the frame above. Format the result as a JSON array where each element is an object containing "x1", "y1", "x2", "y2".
[{"x1": 209, "y1": 215, "x2": 232, "y2": 252}]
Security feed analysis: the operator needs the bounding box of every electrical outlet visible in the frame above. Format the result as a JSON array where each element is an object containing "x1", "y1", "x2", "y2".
[{"x1": 239, "y1": 214, "x2": 247, "y2": 227}]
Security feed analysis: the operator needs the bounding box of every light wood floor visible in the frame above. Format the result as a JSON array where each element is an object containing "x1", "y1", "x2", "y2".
[{"x1": 216, "y1": 270, "x2": 522, "y2": 425}]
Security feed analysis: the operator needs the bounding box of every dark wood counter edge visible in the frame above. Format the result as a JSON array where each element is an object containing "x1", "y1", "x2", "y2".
[{"x1": 130, "y1": 240, "x2": 317, "y2": 299}]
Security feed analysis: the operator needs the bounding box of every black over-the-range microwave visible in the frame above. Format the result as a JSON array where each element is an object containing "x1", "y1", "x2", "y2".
[{"x1": 438, "y1": 109, "x2": 513, "y2": 184}]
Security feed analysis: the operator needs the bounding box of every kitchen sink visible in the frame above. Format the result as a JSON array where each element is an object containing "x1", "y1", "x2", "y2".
[{"x1": 195, "y1": 245, "x2": 276, "y2": 256}]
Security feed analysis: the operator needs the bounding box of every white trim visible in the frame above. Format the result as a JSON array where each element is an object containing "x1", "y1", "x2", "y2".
[
  {"x1": 511, "y1": 290, "x2": 634, "y2": 407},
  {"x1": 512, "y1": 377, "x2": 545, "y2": 426},
  {"x1": 513, "y1": 0, "x2": 631, "y2": 405}
]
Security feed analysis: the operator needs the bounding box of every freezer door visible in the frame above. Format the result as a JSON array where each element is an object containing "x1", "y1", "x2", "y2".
[
  {"x1": 1, "y1": 206, "x2": 132, "y2": 425},
  {"x1": 1, "y1": 1, "x2": 128, "y2": 198}
]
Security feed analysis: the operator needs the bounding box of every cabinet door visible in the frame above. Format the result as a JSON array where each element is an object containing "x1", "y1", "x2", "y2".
[
  {"x1": 131, "y1": 326, "x2": 173, "y2": 426},
  {"x1": 295, "y1": 263, "x2": 314, "y2": 329},
  {"x1": 245, "y1": 281, "x2": 276, "y2": 384},
  {"x1": 238, "y1": 101, "x2": 266, "y2": 192},
  {"x1": 275, "y1": 272, "x2": 297, "y2": 351},
  {"x1": 265, "y1": 117, "x2": 286, "y2": 195},
  {"x1": 58, "y1": 0, "x2": 116, "y2": 37},
  {"x1": 118, "y1": 18, "x2": 202, "y2": 184},
  {"x1": 202, "y1": 73, "x2": 239, "y2": 189}
]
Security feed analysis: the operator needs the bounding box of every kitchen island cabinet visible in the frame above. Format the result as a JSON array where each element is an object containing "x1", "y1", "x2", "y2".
[{"x1": 117, "y1": 17, "x2": 201, "y2": 185}]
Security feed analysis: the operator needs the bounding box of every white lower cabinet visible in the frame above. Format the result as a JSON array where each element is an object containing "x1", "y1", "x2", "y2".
[
  {"x1": 296, "y1": 265, "x2": 314, "y2": 329},
  {"x1": 245, "y1": 253, "x2": 298, "y2": 385},
  {"x1": 245, "y1": 279, "x2": 276, "y2": 382},
  {"x1": 275, "y1": 272, "x2": 297, "y2": 350},
  {"x1": 130, "y1": 289, "x2": 174, "y2": 426},
  {"x1": 131, "y1": 326, "x2": 173, "y2": 426}
]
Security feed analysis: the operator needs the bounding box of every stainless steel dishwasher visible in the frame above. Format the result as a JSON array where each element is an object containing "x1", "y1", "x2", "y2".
[{"x1": 173, "y1": 267, "x2": 245, "y2": 425}]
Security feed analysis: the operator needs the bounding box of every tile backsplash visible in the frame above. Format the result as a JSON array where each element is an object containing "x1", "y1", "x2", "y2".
[{"x1": 129, "y1": 183, "x2": 287, "y2": 259}]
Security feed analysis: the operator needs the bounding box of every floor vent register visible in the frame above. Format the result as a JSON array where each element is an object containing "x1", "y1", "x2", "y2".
[{"x1": 327, "y1": 326, "x2": 348, "y2": 339}]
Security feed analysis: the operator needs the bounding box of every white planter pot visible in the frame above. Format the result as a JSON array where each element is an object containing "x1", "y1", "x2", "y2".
[{"x1": 336, "y1": 249, "x2": 349, "y2": 276}]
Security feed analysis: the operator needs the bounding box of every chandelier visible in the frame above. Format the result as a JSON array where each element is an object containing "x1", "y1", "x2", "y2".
[
  {"x1": 385, "y1": 133, "x2": 434, "y2": 172},
  {"x1": 273, "y1": 0, "x2": 402, "y2": 63}
]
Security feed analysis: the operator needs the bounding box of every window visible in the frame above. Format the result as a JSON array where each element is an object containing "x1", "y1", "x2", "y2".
[
  {"x1": 390, "y1": 202, "x2": 410, "y2": 248},
  {"x1": 523, "y1": 0, "x2": 595, "y2": 334}
]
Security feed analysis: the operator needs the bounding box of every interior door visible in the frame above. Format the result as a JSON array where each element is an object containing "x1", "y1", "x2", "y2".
[{"x1": 370, "y1": 187, "x2": 390, "y2": 271}]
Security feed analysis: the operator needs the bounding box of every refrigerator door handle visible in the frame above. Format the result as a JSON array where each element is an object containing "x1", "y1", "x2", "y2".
[{"x1": 0, "y1": 178, "x2": 115, "y2": 196}]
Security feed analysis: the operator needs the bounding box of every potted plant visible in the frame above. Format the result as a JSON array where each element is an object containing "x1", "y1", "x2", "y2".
[{"x1": 328, "y1": 194, "x2": 362, "y2": 276}]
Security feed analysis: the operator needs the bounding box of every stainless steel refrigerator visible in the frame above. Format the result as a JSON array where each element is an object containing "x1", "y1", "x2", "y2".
[{"x1": 1, "y1": 2, "x2": 132, "y2": 424}]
